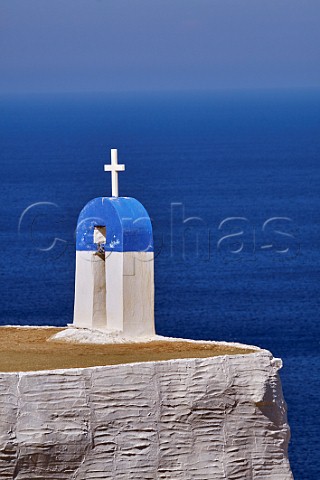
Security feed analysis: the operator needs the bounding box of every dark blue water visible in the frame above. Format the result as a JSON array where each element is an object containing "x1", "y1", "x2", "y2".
[{"x1": 1, "y1": 90, "x2": 319, "y2": 478}]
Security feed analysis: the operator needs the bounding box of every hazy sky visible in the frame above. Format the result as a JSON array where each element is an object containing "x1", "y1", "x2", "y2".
[{"x1": 1, "y1": 0, "x2": 319, "y2": 93}]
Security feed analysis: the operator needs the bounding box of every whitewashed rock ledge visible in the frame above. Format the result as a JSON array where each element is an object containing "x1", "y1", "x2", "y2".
[{"x1": 0, "y1": 326, "x2": 293, "y2": 479}]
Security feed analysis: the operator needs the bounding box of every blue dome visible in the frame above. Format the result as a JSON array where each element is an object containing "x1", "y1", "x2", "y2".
[{"x1": 76, "y1": 197, "x2": 153, "y2": 252}]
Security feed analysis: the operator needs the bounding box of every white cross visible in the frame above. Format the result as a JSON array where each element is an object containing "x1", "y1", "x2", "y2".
[{"x1": 104, "y1": 149, "x2": 125, "y2": 197}]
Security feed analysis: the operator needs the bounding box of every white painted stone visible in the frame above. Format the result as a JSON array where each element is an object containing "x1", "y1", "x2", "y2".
[
  {"x1": 0, "y1": 349, "x2": 293, "y2": 479},
  {"x1": 92, "y1": 252, "x2": 107, "y2": 329},
  {"x1": 73, "y1": 251, "x2": 154, "y2": 336},
  {"x1": 122, "y1": 252, "x2": 154, "y2": 336},
  {"x1": 104, "y1": 250, "x2": 124, "y2": 333},
  {"x1": 73, "y1": 251, "x2": 96, "y2": 329}
]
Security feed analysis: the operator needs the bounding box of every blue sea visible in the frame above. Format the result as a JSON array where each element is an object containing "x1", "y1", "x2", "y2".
[{"x1": 0, "y1": 89, "x2": 319, "y2": 479}]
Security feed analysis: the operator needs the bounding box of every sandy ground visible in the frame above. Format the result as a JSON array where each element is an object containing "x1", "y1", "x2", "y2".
[{"x1": 0, "y1": 327, "x2": 256, "y2": 372}]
